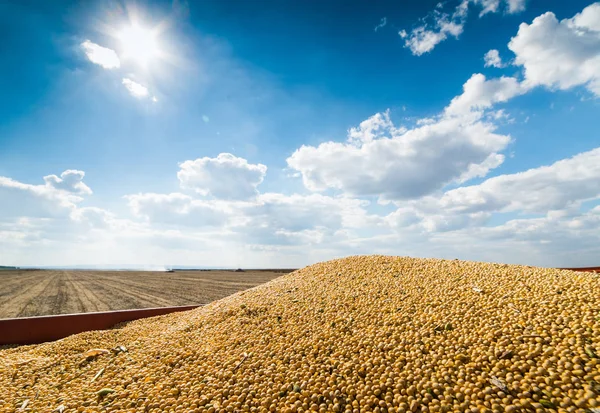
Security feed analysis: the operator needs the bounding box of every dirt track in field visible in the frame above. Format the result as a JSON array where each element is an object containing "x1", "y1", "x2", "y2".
[{"x1": 0, "y1": 270, "x2": 289, "y2": 319}]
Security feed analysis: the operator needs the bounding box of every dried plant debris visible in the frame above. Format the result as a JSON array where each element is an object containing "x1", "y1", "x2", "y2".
[
  {"x1": 17, "y1": 399, "x2": 29, "y2": 411},
  {"x1": 96, "y1": 388, "x2": 116, "y2": 397},
  {"x1": 110, "y1": 345, "x2": 127, "y2": 355},
  {"x1": 490, "y1": 376, "x2": 509, "y2": 393},
  {"x1": 90, "y1": 367, "x2": 105, "y2": 383},
  {"x1": 83, "y1": 349, "x2": 109, "y2": 358}
]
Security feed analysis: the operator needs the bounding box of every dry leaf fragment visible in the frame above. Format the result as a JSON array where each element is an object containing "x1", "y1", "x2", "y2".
[
  {"x1": 585, "y1": 346, "x2": 597, "y2": 359},
  {"x1": 507, "y1": 303, "x2": 520, "y2": 313},
  {"x1": 16, "y1": 359, "x2": 35, "y2": 367},
  {"x1": 18, "y1": 399, "x2": 29, "y2": 411},
  {"x1": 55, "y1": 405, "x2": 66, "y2": 413},
  {"x1": 111, "y1": 345, "x2": 128, "y2": 354},
  {"x1": 91, "y1": 367, "x2": 105, "y2": 383},
  {"x1": 97, "y1": 388, "x2": 116, "y2": 397},
  {"x1": 490, "y1": 376, "x2": 508, "y2": 392},
  {"x1": 83, "y1": 349, "x2": 109, "y2": 358},
  {"x1": 233, "y1": 352, "x2": 250, "y2": 371}
]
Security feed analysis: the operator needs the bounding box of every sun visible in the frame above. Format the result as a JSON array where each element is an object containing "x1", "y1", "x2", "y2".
[{"x1": 118, "y1": 23, "x2": 159, "y2": 67}]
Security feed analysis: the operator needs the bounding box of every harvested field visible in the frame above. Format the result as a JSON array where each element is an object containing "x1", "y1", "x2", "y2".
[
  {"x1": 0, "y1": 270, "x2": 287, "y2": 319},
  {"x1": 1, "y1": 255, "x2": 600, "y2": 413}
]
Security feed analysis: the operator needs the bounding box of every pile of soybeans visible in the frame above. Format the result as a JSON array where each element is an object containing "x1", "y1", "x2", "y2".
[{"x1": 1, "y1": 256, "x2": 600, "y2": 413}]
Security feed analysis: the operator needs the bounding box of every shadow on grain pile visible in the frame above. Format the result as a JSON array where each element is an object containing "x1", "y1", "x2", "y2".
[{"x1": 1, "y1": 255, "x2": 600, "y2": 413}]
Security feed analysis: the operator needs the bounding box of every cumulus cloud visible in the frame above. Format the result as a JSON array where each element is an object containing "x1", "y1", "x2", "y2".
[
  {"x1": 445, "y1": 73, "x2": 526, "y2": 116},
  {"x1": 232, "y1": 194, "x2": 377, "y2": 246},
  {"x1": 483, "y1": 49, "x2": 505, "y2": 67},
  {"x1": 432, "y1": 147, "x2": 600, "y2": 215},
  {"x1": 70, "y1": 207, "x2": 114, "y2": 229},
  {"x1": 401, "y1": 6, "x2": 466, "y2": 56},
  {"x1": 401, "y1": 0, "x2": 527, "y2": 56},
  {"x1": 122, "y1": 187, "x2": 379, "y2": 248},
  {"x1": 244, "y1": 193, "x2": 374, "y2": 230},
  {"x1": 287, "y1": 110, "x2": 510, "y2": 201},
  {"x1": 43, "y1": 170, "x2": 92, "y2": 195},
  {"x1": 177, "y1": 153, "x2": 267, "y2": 200},
  {"x1": 508, "y1": 3, "x2": 600, "y2": 96},
  {"x1": 455, "y1": 206, "x2": 600, "y2": 267},
  {"x1": 286, "y1": 67, "x2": 537, "y2": 201},
  {"x1": 81, "y1": 40, "x2": 120, "y2": 69},
  {"x1": 0, "y1": 171, "x2": 92, "y2": 220},
  {"x1": 126, "y1": 193, "x2": 229, "y2": 227},
  {"x1": 406, "y1": 206, "x2": 600, "y2": 267},
  {"x1": 123, "y1": 152, "x2": 378, "y2": 247},
  {"x1": 382, "y1": 145, "x2": 600, "y2": 238}
]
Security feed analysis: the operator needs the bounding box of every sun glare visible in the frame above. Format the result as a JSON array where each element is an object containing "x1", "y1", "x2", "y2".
[{"x1": 118, "y1": 24, "x2": 159, "y2": 66}]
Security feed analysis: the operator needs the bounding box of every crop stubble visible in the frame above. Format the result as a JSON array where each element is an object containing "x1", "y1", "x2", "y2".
[{"x1": 0, "y1": 270, "x2": 284, "y2": 319}]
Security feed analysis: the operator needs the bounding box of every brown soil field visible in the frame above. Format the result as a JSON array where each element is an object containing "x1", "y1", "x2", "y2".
[{"x1": 0, "y1": 269, "x2": 289, "y2": 319}]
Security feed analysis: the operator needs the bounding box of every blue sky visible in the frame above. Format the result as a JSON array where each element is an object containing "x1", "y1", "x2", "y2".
[{"x1": 0, "y1": 0, "x2": 599, "y2": 268}]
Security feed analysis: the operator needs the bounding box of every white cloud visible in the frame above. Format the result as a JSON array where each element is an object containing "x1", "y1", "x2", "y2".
[
  {"x1": 232, "y1": 194, "x2": 377, "y2": 246},
  {"x1": 445, "y1": 73, "x2": 526, "y2": 116},
  {"x1": 508, "y1": 3, "x2": 600, "y2": 96},
  {"x1": 124, "y1": 190, "x2": 377, "y2": 247},
  {"x1": 414, "y1": 206, "x2": 600, "y2": 267},
  {"x1": 0, "y1": 170, "x2": 112, "y2": 236},
  {"x1": 402, "y1": 9, "x2": 465, "y2": 56},
  {"x1": 473, "y1": 0, "x2": 501, "y2": 16},
  {"x1": 401, "y1": 0, "x2": 527, "y2": 56},
  {"x1": 472, "y1": 0, "x2": 526, "y2": 16},
  {"x1": 70, "y1": 207, "x2": 114, "y2": 229},
  {"x1": 123, "y1": 153, "x2": 379, "y2": 247},
  {"x1": 80, "y1": 40, "x2": 120, "y2": 69},
  {"x1": 403, "y1": 26, "x2": 458, "y2": 56},
  {"x1": 381, "y1": 145, "x2": 600, "y2": 239},
  {"x1": 483, "y1": 49, "x2": 505, "y2": 67},
  {"x1": 506, "y1": 0, "x2": 526, "y2": 14},
  {"x1": 122, "y1": 78, "x2": 150, "y2": 98},
  {"x1": 126, "y1": 193, "x2": 229, "y2": 227},
  {"x1": 287, "y1": 110, "x2": 510, "y2": 201},
  {"x1": 3, "y1": 149, "x2": 600, "y2": 268},
  {"x1": 374, "y1": 17, "x2": 387, "y2": 32},
  {"x1": 177, "y1": 153, "x2": 267, "y2": 200},
  {"x1": 0, "y1": 171, "x2": 122, "y2": 265},
  {"x1": 431, "y1": 147, "x2": 600, "y2": 215},
  {"x1": 0, "y1": 171, "x2": 92, "y2": 220},
  {"x1": 286, "y1": 68, "x2": 532, "y2": 203},
  {"x1": 243, "y1": 193, "x2": 375, "y2": 230},
  {"x1": 451, "y1": 206, "x2": 600, "y2": 267},
  {"x1": 43, "y1": 170, "x2": 92, "y2": 195}
]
